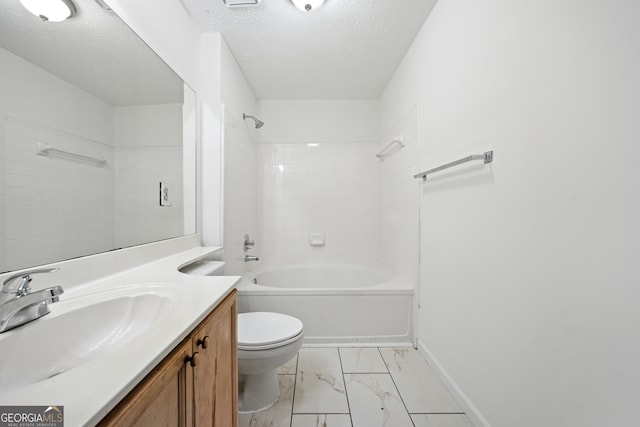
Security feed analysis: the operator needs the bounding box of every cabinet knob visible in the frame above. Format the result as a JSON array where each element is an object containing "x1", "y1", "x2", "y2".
[
  {"x1": 197, "y1": 336, "x2": 210, "y2": 349},
  {"x1": 185, "y1": 352, "x2": 200, "y2": 367}
]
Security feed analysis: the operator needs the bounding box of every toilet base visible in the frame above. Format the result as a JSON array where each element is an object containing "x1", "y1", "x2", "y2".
[{"x1": 238, "y1": 369, "x2": 280, "y2": 413}]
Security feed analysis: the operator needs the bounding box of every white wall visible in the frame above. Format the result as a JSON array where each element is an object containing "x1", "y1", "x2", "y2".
[
  {"x1": 257, "y1": 100, "x2": 380, "y2": 266},
  {"x1": 381, "y1": 1, "x2": 640, "y2": 426},
  {"x1": 220, "y1": 40, "x2": 260, "y2": 274},
  {"x1": 113, "y1": 104, "x2": 183, "y2": 148},
  {"x1": 200, "y1": 33, "x2": 224, "y2": 247},
  {"x1": 183, "y1": 86, "x2": 197, "y2": 236},
  {"x1": 259, "y1": 100, "x2": 380, "y2": 144},
  {"x1": 377, "y1": 107, "x2": 419, "y2": 284},
  {"x1": 0, "y1": 47, "x2": 115, "y2": 272},
  {"x1": 108, "y1": 0, "x2": 213, "y2": 248},
  {"x1": 0, "y1": 48, "x2": 113, "y2": 146},
  {"x1": 106, "y1": 0, "x2": 201, "y2": 90}
]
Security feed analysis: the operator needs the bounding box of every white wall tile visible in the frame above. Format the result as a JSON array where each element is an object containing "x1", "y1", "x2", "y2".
[
  {"x1": 259, "y1": 142, "x2": 379, "y2": 266},
  {"x1": 223, "y1": 109, "x2": 259, "y2": 275},
  {"x1": 2, "y1": 118, "x2": 114, "y2": 272}
]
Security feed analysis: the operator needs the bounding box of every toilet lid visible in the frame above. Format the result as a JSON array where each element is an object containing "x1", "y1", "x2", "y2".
[{"x1": 238, "y1": 312, "x2": 303, "y2": 348}]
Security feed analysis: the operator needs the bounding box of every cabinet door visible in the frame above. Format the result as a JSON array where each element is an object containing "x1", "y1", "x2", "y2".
[
  {"x1": 193, "y1": 290, "x2": 237, "y2": 427},
  {"x1": 98, "y1": 339, "x2": 193, "y2": 427}
]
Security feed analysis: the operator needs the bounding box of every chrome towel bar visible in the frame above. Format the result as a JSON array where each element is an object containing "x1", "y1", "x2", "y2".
[{"x1": 414, "y1": 150, "x2": 493, "y2": 181}]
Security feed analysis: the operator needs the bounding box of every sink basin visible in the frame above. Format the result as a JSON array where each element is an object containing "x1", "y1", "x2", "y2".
[{"x1": 0, "y1": 285, "x2": 179, "y2": 391}]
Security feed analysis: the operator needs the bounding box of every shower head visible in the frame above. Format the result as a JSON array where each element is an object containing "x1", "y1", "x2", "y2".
[{"x1": 243, "y1": 113, "x2": 264, "y2": 129}]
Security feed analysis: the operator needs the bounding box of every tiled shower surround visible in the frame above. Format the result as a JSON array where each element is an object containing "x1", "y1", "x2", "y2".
[
  {"x1": 259, "y1": 142, "x2": 379, "y2": 266},
  {"x1": 222, "y1": 109, "x2": 260, "y2": 275}
]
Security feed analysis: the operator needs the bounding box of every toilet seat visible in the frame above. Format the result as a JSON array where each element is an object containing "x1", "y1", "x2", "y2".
[
  {"x1": 238, "y1": 312, "x2": 304, "y2": 350},
  {"x1": 238, "y1": 331, "x2": 304, "y2": 351}
]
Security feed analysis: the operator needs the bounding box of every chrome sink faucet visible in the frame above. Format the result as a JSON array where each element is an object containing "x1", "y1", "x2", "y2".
[{"x1": 0, "y1": 268, "x2": 64, "y2": 333}]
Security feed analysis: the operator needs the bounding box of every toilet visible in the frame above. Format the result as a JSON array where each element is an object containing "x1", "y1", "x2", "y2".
[
  {"x1": 237, "y1": 312, "x2": 303, "y2": 412},
  {"x1": 179, "y1": 260, "x2": 304, "y2": 413}
]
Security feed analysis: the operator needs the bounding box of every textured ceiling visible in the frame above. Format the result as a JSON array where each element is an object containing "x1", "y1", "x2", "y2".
[
  {"x1": 182, "y1": 0, "x2": 437, "y2": 100},
  {"x1": 0, "y1": 0, "x2": 183, "y2": 106}
]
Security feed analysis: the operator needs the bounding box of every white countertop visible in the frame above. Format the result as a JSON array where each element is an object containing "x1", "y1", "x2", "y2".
[{"x1": 0, "y1": 246, "x2": 239, "y2": 426}]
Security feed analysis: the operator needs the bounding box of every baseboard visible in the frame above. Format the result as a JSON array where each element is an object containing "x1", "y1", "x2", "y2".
[
  {"x1": 301, "y1": 341, "x2": 414, "y2": 348},
  {"x1": 416, "y1": 339, "x2": 493, "y2": 427}
]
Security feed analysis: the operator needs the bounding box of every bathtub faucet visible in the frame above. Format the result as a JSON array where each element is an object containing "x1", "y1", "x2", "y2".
[
  {"x1": 244, "y1": 255, "x2": 259, "y2": 262},
  {"x1": 243, "y1": 234, "x2": 255, "y2": 252}
]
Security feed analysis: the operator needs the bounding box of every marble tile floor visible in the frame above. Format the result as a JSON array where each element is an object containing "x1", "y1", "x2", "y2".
[{"x1": 239, "y1": 347, "x2": 475, "y2": 427}]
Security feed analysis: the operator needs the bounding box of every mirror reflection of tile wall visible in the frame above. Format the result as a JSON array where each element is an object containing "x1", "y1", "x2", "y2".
[
  {"x1": 0, "y1": 1, "x2": 195, "y2": 273},
  {"x1": 113, "y1": 104, "x2": 184, "y2": 249},
  {"x1": 1, "y1": 114, "x2": 115, "y2": 271}
]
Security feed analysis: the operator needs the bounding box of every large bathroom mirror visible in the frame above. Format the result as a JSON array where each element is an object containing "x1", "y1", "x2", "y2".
[{"x1": 0, "y1": 0, "x2": 197, "y2": 273}]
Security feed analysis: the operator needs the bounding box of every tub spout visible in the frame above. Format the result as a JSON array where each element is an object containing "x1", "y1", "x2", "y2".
[{"x1": 244, "y1": 255, "x2": 259, "y2": 262}]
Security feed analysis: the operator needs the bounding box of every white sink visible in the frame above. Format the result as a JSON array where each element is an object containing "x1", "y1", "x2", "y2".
[{"x1": 0, "y1": 284, "x2": 180, "y2": 391}]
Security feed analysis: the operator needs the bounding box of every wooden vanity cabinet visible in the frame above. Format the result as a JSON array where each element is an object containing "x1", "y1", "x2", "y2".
[
  {"x1": 99, "y1": 290, "x2": 237, "y2": 427},
  {"x1": 192, "y1": 289, "x2": 238, "y2": 427}
]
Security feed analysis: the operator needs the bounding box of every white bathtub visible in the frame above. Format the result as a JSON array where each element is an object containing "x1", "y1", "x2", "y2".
[{"x1": 236, "y1": 264, "x2": 414, "y2": 345}]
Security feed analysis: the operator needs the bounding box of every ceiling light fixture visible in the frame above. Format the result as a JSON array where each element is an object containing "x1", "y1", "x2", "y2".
[
  {"x1": 290, "y1": 0, "x2": 325, "y2": 12},
  {"x1": 18, "y1": 0, "x2": 77, "y2": 22}
]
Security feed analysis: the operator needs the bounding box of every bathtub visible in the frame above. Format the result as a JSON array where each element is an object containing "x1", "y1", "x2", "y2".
[{"x1": 236, "y1": 264, "x2": 414, "y2": 345}]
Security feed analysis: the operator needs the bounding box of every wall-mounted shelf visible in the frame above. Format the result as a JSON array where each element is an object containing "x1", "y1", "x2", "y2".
[
  {"x1": 376, "y1": 135, "x2": 405, "y2": 160},
  {"x1": 36, "y1": 141, "x2": 107, "y2": 167}
]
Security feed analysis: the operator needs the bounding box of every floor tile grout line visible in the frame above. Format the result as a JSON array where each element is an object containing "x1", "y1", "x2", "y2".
[
  {"x1": 289, "y1": 354, "x2": 299, "y2": 427},
  {"x1": 340, "y1": 347, "x2": 390, "y2": 375},
  {"x1": 409, "y1": 412, "x2": 467, "y2": 415},
  {"x1": 337, "y1": 348, "x2": 355, "y2": 427},
  {"x1": 243, "y1": 347, "x2": 468, "y2": 427},
  {"x1": 376, "y1": 346, "x2": 390, "y2": 371},
  {"x1": 291, "y1": 412, "x2": 354, "y2": 415},
  {"x1": 378, "y1": 347, "x2": 416, "y2": 427}
]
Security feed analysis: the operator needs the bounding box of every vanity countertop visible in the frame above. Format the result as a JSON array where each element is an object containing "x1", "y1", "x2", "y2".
[{"x1": 0, "y1": 246, "x2": 239, "y2": 427}]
